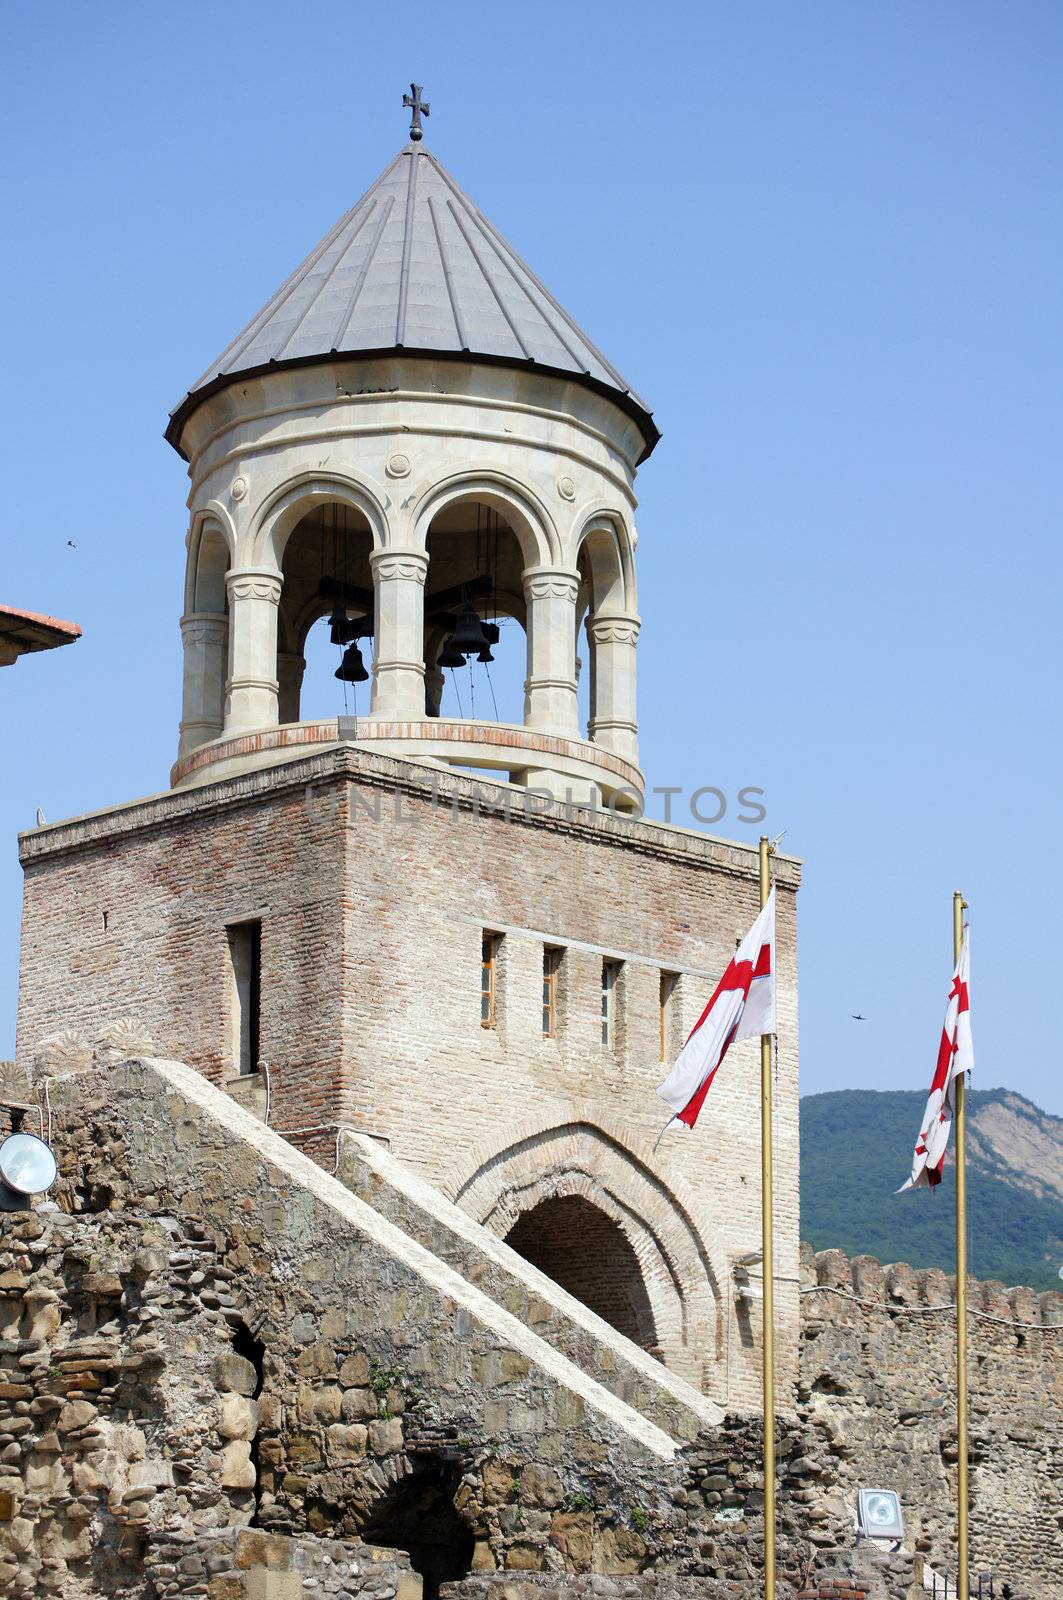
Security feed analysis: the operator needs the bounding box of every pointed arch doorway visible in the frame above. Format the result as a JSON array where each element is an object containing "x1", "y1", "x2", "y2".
[{"x1": 504, "y1": 1193, "x2": 658, "y2": 1350}]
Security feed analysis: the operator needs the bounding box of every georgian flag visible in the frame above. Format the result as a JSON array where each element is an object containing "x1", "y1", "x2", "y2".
[
  {"x1": 900, "y1": 925, "x2": 974, "y2": 1191},
  {"x1": 656, "y1": 891, "x2": 776, "y2": 1138}
]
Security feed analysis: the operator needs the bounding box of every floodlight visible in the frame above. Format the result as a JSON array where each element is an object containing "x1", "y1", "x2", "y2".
[
  {"x1": 0, "y1": 1132, "x2": 58, "y2": 1196},
  {"x1": 856, "y1": 1489, "x2": 904, "y2": 1542}
]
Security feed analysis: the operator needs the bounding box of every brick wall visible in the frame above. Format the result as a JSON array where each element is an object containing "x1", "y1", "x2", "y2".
[{"x1": 506, "y1": 1196, "x2": 656, "y2": 1349}]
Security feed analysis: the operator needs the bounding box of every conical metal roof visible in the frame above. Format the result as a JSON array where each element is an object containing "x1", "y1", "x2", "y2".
[{"x1": 166, "y1": 144, "x2": 658, "y2": 460}]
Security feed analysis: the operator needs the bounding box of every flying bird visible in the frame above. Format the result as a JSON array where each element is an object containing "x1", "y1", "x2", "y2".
[
  {"x1": 66, "y1": 540, "x2": 77, "y2": 549},
  {"x1": 851, "y1": 1012, "x2": 867, "y2": 1022}
]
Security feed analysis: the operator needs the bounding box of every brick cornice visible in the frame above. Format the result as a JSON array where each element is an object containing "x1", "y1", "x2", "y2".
[{"x1": 19, "y1": 744, "x2": 801, "y2": 888}]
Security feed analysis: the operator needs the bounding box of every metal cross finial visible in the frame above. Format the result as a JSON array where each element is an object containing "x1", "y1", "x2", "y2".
[{"x1": 403, "y1": 83, "x2": 430, "y2": 142}]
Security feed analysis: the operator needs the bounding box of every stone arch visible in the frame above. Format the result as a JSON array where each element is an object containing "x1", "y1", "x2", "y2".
[
  {"x1": 184, "y1": 508, "x2": 235, "y2": 616},
  {"x1": 179, "y1": 510, "x2": 234, "y2": 756},
  {"x1": 284, "y1": 591, "x2": 336, "y2": 658},
  {"x1": 248, "y1": 471, "x2": 389, "y2": 569},
  {"x1": 573, "y1": 510, "x2": 639, "y2": 762},
  {"x1": 411, "y1": 470, "x2": 560, "y2": 569},
  {"x1": 447, "y1": 1117, "x2": 725, "y2": 1385},
  {"x1": 358, "y1": 1456, "x2": 474, "y2": 1599},
  {"x1": 506, "y1": 1193, "x2": 658, "y2": 1349},
  {"x1": 574, "y1": 512, "x2": 631, "y2": 616}
]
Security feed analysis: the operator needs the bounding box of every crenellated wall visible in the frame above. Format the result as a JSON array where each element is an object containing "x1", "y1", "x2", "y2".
[{"x1": 799, "y1": 1243, "x2": 1063, "y2": 1596}]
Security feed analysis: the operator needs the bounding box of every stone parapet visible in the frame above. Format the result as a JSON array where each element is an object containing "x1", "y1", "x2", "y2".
[{"x1": 802, "y1": 1243, "x2": 1063, "y2": 1331}]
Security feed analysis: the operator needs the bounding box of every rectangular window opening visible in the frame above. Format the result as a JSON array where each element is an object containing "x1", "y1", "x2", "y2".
[
  {"x1": 660, "y1": 971, "x2": 678, "y2": 1061},
  {"x1": 481, "y1": 932, "x2": 499, "y2": 1029},
  {"x1": 227, "y1": 920, "x2": 261, "y2": 1076},
  {"x1": 602, "y1": 959, "x2": 620, "y2": 1048},
  {"x1": 543, "y1": 947, "x2": 561, "y2": 1038}
]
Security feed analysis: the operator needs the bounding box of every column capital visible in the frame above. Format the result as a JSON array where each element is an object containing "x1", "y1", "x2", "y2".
[
  {"x1": 369, "y1": 549, "x2": 430, "y2": 584},
  {"x1": 226, "y1": 567, "x2": 282, "y2": 605},
  {"x1": 586, "y1": 613, "x2": 641, "y2": 646},
  {"x1": 180, "y1": 613, "x2": 229, "y2": 647},
  {"x1": 522, "y1": 566, "x2": 580, "y2": 603}
]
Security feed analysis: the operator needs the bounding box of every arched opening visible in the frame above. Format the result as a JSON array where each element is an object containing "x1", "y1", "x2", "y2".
[
  {"x1": 451, "y1": 1121, "x2": 726, "y2": 1384},
  {"x1": 277, "y1": 502, "x2": 376, "y2": 722},
  {"x1": 505, "y1": 1195, "x2": 658, "y2": 1350},
  {"x1": 179, "y1": 521, "x2": 231, "y2": 755},
  {"x1": 359, "y1": 1458, "x2": 474, "y2": 1600},
  {"x1": 576, "y1": 519, "x2": 636, "y2": 759},
  {"x1": 425, "y1": 498, "x2": 526, "y2": 731}
]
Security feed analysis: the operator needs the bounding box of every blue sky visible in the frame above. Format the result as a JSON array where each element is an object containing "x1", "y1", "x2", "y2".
[{"x1": 2, "y1": 3, "x2": 1061, "y2": 1113}]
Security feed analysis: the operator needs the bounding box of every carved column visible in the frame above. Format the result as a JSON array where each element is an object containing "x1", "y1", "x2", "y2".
[
  {"x1": 277, "y1": 651, "x2": 306, "y2": 724},
  {"x1": 224, "y1": 568, "x2": 282, "y2": 734},
  {"x1": 368, "y1": 549, "x2": 429, "y2": 719},
  {"x1": 587, "y1": 613, "x2": 640, "y2": 763},
  {"x1": 178, "y1": 613, "x2": 228, "y2": 756},
  {"x1": 522, "y1": 567, "x2": 580, "y2": 737}
]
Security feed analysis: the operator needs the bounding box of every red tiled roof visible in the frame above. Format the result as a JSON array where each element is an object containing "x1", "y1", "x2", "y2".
[{"x1": 0, "y1": 605, "x2": 82, "y2": 659}]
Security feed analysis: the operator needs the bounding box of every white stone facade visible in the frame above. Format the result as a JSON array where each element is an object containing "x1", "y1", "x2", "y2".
[{"x1": 175, "y1": 358, "x2": 644, "y2": 809}]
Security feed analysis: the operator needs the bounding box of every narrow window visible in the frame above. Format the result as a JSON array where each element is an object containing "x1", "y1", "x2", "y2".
[
  {"x1": 660, "y1": 971, "x2": 677, "y2": 1061},
  {"x1": 481, "y1": 933, "x2": 498, "y2": 1029},
  {"x1": 602, "y1": 960, "x2": 620, "y2": 1048},
  {"x1": 227, "y1": 921, "x2": 261, "y2": 1075},
  {"x1": 543, "y1": 947, "x2": 561, "y2": 1038}
]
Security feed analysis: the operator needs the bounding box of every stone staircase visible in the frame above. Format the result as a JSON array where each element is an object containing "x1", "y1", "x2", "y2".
[{"x1": 336, "y1": 1131, "x2": 721, "y2": 1444}]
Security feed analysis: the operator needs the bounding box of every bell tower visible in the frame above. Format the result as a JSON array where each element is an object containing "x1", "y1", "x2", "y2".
[
  {"x1": 168, "y1": 126, "x2": 658, "y2": 811},
  {"x1": 17, "y1": 98, "x2": 801, "y2": 1408}
]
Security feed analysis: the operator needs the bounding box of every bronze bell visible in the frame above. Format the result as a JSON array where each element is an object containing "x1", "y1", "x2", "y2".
[
  {"x1": 447, "y1": 605, "x2": 490, "y2": 656},
  {"x1": 437, "y1": 637, "x2": 466, "y2": 669},
  {"x1": 477, "y1": 622, "x2": 500, "y2": 663},
  {"x1": 334, "y1": 643, "x2": 369, "y2": 683}
]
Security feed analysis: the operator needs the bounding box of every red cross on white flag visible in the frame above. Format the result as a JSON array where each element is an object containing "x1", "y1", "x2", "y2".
[
  {"x1": 656, "y1": 890, "x2": 776, "y2": 1141},
  {"x1": 900, "y1": 924, "x2": 974, "y2": 1191}
]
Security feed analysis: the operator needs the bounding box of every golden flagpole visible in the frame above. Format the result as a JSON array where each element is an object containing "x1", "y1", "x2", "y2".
[
  {"x1": 953, "y1": 890, "x2": 969, "y2": 1600},
  {"x1": 759, "y1": 835, "x2": 776, "y2": 1600}
]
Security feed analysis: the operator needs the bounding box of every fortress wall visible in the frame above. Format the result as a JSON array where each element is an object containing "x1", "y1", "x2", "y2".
[{"x1": 799, "y1": 1243, "x2": 1063, "y2": 1596}]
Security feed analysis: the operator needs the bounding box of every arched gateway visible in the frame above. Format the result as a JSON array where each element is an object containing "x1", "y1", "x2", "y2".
[{"x1": 447, "y1": 1118, "x2": 728, "y2": 1388}]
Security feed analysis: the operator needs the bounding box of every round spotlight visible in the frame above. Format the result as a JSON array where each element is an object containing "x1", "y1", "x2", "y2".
[{"x1": 0, "y1": 1132, "x2": 58, "y2": 1196}]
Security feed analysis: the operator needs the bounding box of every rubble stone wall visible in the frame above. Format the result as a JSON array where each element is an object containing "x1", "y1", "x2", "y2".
[
  {"x1": 148, "y1": 1527, "x2": 422, "y2": 1600},
  {"x1": 0, "y1": 1050, "x2": 845, "y2": 1600},
  {"x1": 0, "y1": 1052, "x2": 686, "y2": 1598},
  {"x1": 799, "y1": 1243, "x2": 1063, "y2": 1597}
]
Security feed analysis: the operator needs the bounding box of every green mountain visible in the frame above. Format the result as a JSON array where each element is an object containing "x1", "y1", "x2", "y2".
[{"x1": 800, "y1": 1087, "x2": 1063, "y2": 1293}]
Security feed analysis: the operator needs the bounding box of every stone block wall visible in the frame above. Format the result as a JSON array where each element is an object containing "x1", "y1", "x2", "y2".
[
  {"x1": 148, "y1": 1527, "x2": 422, "y2": 1600},
  {"x1": 0, "y1": 1201, "x2": 249, "y2": 1597},
  {"x1": 335, "y1": 1130, "x2": 720, "y2": 1444},
  {"x1": 799, "y1": 1243, "x2": 1063, "y2": 1597},
  {"x1": 4, "y1": 1044, "x2": 1058, "y2": 1597}
]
